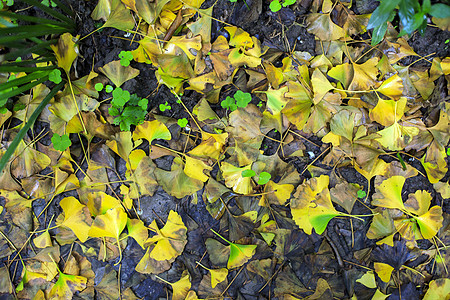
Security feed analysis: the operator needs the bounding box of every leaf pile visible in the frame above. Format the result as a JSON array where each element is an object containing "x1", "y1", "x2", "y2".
[{"x1": 0, "y1": 0, "x2": 449, "y2": 298}]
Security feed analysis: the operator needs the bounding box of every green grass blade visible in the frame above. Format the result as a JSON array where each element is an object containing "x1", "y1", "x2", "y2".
[
  {"x1": 0, "y1": 81, "x2": 65, "y2": 174},
  {"x1": 20, "y1": 0, "x2": 74, "y2": 26},
  {"x1": 0, "y1": 77, "x2": 48, "y2": 101},
  {"x1": 0, "y1": 71, "x2": 50, "y2": 92},
  {"x1": 0, "y1": 28, "x2": 70, "y2": 44},
  {"x1": 0, "y1": 65, "x2": 56, "y2": 72},
  {"x1": 0, "y1": 11, "x2": 72, "y2": 29},
  {"x1": 3, "y1": 40, "x2": 57, "y2": 60}
]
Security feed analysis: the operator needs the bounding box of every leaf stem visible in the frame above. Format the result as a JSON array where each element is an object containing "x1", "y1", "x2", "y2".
[
  {"x1": 195, "y1": 261, "x2": 210, "y2": 271},
  {"x1": 210, "y1": 228, "x2": 231, "y2": 245},
  {"x1": 154, "y1": 275, "x2": 171, "y2": 285}
]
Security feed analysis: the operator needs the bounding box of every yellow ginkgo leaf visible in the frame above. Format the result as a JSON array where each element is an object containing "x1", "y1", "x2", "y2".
[
  {"x1": 132, "y1": 120, "x2": 171, "y2": 145},
  {"x1": 127, "y1": 218, "x2": 148, "y2": 249},
  {"x1": 311, "y1": 69, "x2": 334, "y2": 104},
  {"x1": 376, "y1": 121, "x2": 419, "y2": 151},
  {"x1": 370, "y1": 97, "x2": 407, "y2": 127},
  {"x1": 33, "y1": 231, "x2": 52, "y2": 249},
  {"x1": 306, "y1": 13, "x2": 346, "y2": 41},
  {"x1": 291, "y1": 175, "x2": 330, "y2": 235},
  {"x1": 404, "y1": 190, "x2": 432, "y2": 216},
  {"x1": 210, "y1": 268, "x2": 228, "y2": 288},
  {"x1": 48, "y1": 271, "x2": 87, "y2": 300},
  {"x1": 184, "y1": 155, "x2": 212, "y2": 182},
  {"x1": 146, "y1": 210, "x2": 187, "y2": 261},
  {"x1": 170, "y1": 271, "x2": 191, "y2": 300},
  {"x1": 99, "y1": 60, "x2": 140, "y2": 88},
  {"x1": 423, "y1": 278, "x2": 450, "y2": 300},
  {"x1": 374, "y1": 262, "x2": 394, "y2": 283},
  {"x1": 372, "y1": 176, "x2": 406, "y2": 210},
  {"x1": 225, "y1": 26, "x2": 253, "y2": 49},
  {"x1": 220, "y1": 162, "x2": 255, "y2": 195},
  {"x1": 260, "y1": 181, "x2": 294, "y2": 206},
  {"x1": 355, "y1": 271, "x2": 377, "y2": 288},
  {"x1": 376, "y1": 74, "x2": 404, "y2": 99},
  {"x1": 59, "y1": 197, "x2": 92, "y2": 243},
  {"x1": 414, "y1": 206, "x2": 443, "y2": 239},
  {"x1": 87, "y1": 191, "x2": 122, "y2": 217},
  {"x1": 50, "y1": 33, "x2": 78, "y2": 74},
  {"x1": 348, "y1": 57, "x2": 379, "y2": 91},
  {"x1": 168, "y1": 35, "x2": 202, "y2": 60},
  {"x1": 154, "y1": 157, "x2": 204, "y2": 198},
  {"x1": 228, "y1": 242, "x2": 257, "y2": 269},
  {"x1": 89, "y1": 207, "x2": 127, "y2": 240}
]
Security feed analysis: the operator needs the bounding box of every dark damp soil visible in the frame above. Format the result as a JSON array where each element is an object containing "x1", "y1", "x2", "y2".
[{"x1": 2, "y1": 0, "x2": 450, "y2": 299}]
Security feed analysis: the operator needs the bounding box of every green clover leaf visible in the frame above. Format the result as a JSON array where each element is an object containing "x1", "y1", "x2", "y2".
[
  {"x1": 242, "y1": 170, "x2": 256, "y2": 177},
  {"x1": 357, "y1": 190, "x2": 367, "y2": 199},
  {"x1": 177, "y1": 118, "x2": 188, "y2": 127},
  {"x1": 105, "y1": 85, "x2": 114, "y2": 93},
  {"x1": 119, "y1": 51, "x2": 133, "y2": 67},
  {"x1": 112, "y1": 87, "x2": 130, "y2": 107},
  {"x1": 51, "y1": 133, "x2": 72, "y2": 151},
  {"x1": 95, "y1": 83, "x2": 104, "y2": 91},
  {"x1": 234, "y1": 90, "x2": 252, "y2": 108},
  {"x1": 221, "y1": 96, "x2": 237, "y2": 111},
  {"x1": 49, "y1": 69, "x2": 62, "y2": 84},
  {"x1": 269, "y1": 0, "x2": 282, "y2": 12},
  {"x1": 257, "y1": 172, "x2": 271, "y2": 185}
]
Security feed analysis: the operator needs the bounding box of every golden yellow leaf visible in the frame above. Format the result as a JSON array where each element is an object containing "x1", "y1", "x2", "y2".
[
  {"x1": 48, "y1": 271, "x2": 87, "y2": 300},
  {"x1": 87, "y1": 191, "x2": 122, "y2": 217},
  {"x1": 170, "y1": 271, "x2": 191, "y2": 300},
  {"x1": 50, "y1": 33, "x2": 78, "y2": 74},
  {"x1": 210, "y1": 268, "x2": 228, "y2": 288},
  {"x1": 184, "y1": 155, "x2": 212, "y2": 182},
  {"x1": 291, "y1": 175, "x2": 330, "y2": 235},
  {"x1": 374, "y1": 262, "x2": 394, "y2": 283},
  {"x1": 59, "y1": 197, "x2": 92, "y2": 243},
  {"x1": 376, "y1": 74, "x2": 404, "y2": 99},
  {"x1": 132, "y1": 120, "x2": 171, "y2": 145},
  {"x1": 99, "y1": 60, "x2": 140, "y2": 87},
  {"x1": 220, "y1": 162, "x2": 255, "y2": 195},
  {"x1": 145, "y1": 210, "x2": 187, "y2": 261},
  {"x1": 370, "y1": 97, "x2": 407, "y2": 127},
  {"x1": 372, "y1": 176, "x2": 406, "y2": 210},
  {"x1": 89, "y1": 207, "x2": 127, "y2": 241},
  {"x1": 311, "y1": 69, "x2": 334, "y2": 104},
  {"x1": 414, "y1": 206, "x2": 443, "y2": 239}
]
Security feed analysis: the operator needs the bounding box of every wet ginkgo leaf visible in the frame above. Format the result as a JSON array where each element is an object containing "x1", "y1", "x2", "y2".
[
  {"x1": 99, "y1": 60, "x2": 140, "y2": 87},
  {"x1": 145, "y1": 210, "x2": 187, "y2": 262},
  {"x1": 228, "y1": 243, "x2": 257, "y2": 269},
  {"x1": 48, "y1": 270, "x2": 87, "y2": 299},
  {"x1": 184, "y1": 155, "x2": 212, "y2": 182},
  {"x1": 50, "y1": 33, "x2": 78, "y2": 74},
  {"x1": 126, "y1": 218, "x2": 148, "y2": 249},
  {"x1": 58, "y1": 197, "x2": 92, "y2": 243},
  {"x1": 209, "y1": 268, "x2": 228, "y2": 288},
  {"x1": 169, "y1": 271, "x2": 191, "y2": 300},
  {"x1": 132, "y1": 120, "x2": 171, "y2": 145},
  {"x1": 372, "y1": 176, "x2": 406, "y2": 210},
  {"x1": 373, "y1": 262, "x2": 394, "y2": 283},
  {"x1": 413, "y1": 206, "x2": 443, "y2": 239},
  {"x1": 220, "y1": 162, "x2": 255, "y2": 195},
  {"x1": 356, "y1": 270, "x2": 377, "y2": 288},
  {"x1": 33, "y1": 230, "x2": 52, "y2": 249},
  {"x1": 154, "y1": 157, "x2": 204, "y2": 198},
  {"x1": 87, "y1": 191, "x2": 122, "y2": 217},
  {"x1": 89, "y1": 207, "x2": 127, "y2": 242},
  {"x1": 423, "y1": 278, "x2": 450, "y2": 300},
  {"x1": 376, "y1": 74, "x2": 404, "y2": 99}
]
